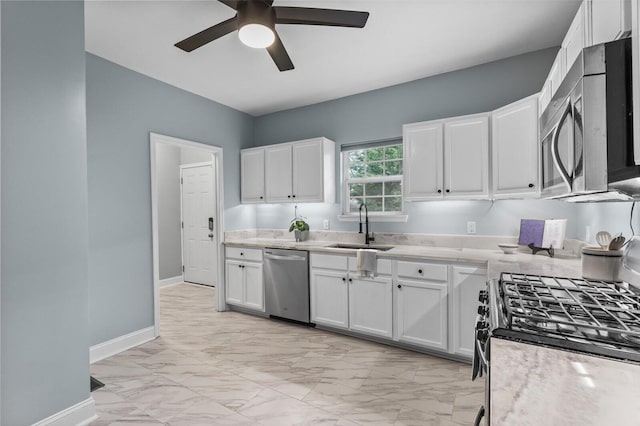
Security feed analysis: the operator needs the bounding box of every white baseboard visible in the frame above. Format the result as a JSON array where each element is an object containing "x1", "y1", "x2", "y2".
[
  {"x1": 90, "y1": 326, "x2": 156, "y2": 364},
  {"x1": 159, "y1": 275, "x2": 183, "y2": 287},
  {"x1": 32, "y1": 397, "x2": 97, "y2": 426}
]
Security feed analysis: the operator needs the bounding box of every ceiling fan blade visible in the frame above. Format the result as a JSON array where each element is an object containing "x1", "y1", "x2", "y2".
[
  {"x1": 218, "y1": 0, "x2": 245, "y2": 10},
  {"x1": 175, "y1": 17, "x2": 238, "y2": 52},
  {"x1": 274, "y1": 7, "x2": 369, "y2": 28},
  {"x1": 266, "y1": 31, "x2": 294, "y2": 72}
]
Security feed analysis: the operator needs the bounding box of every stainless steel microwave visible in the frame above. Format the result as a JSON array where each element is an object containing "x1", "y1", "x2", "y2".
[{"x1": 539, "y1": 37, "x2": 640, "y2": 202}]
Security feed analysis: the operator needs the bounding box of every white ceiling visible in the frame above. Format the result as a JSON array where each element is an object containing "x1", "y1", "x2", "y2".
[{"x1": 85, "y1": 0, "x2": 580, "y2": 116}]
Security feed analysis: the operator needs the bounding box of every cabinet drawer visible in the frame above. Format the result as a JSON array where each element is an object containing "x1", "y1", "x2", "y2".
[
  {"x1": 226, "y1": 246, "x2": 263, "y2": 262},
  {"x1": 396, "y1": 261, "x2": 448, "y2": 281},
  {"x1": 348, "y1": 257, "x2": 392, "y2": 275},
  {"x1": 311, "y1": 253, "x2": 348, "y2": 270}
]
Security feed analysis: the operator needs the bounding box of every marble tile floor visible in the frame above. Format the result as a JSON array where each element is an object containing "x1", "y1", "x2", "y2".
[{"x1": 91, "y1": 283, "x2": 485, "y2": 425}]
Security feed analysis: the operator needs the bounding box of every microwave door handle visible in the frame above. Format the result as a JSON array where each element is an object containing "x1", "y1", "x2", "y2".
[{"x1": 552, "y1": 99, "x2": 573, "y2": 190}]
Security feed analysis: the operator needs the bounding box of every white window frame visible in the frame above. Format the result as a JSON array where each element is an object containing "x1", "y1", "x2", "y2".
[{"x1": 339, "y1": 143, "x2": 408, "y2": 222}]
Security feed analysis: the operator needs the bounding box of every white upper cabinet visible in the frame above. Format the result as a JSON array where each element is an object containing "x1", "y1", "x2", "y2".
[
  {"x1": 265, "y1": 144, "x2": 294, "y2": 203},
  {"x1": 491, "y1": 95, "x2": 539, "y2": 198},
  {"x1": 563, "y1": 2, "x2": 587, "y2": 72},
  {"x1": 403, "y1": 121, "x2": 444, "y2": 200},
  {"x1": 292, "y1": 139, "x2": 325, "y2": 202},
  {"x1": 539, "y1": 48, "x2": 565, "y2": 115},
  {"x1": 443, "y1": 113, "x2": 490, "y2": 198},
  {"x1": 589, "y1": 0, "x2": 631, "y2": 46},
  {"x1": 240, "y1": 148, "x2": 265, "y2": 203},
  {"x1": 260, "y1": 137, "x2": 335, "y2": 204}
]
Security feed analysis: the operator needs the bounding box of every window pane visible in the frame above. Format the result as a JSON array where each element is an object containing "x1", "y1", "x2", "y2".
[
  {"x1": 349, "y1": 183, "x2": 364, "y2": 197},
  {"x1": 385, "y1": 181, "x2": 402, "y2": 196},
  {"x1": 384, "y1": 197, "x2": 402, "y2": 212},
  {"x1": 385, "y1": 145, "x2": 403, "y2": 160},
  {"x1": 365, "y1": 182, "x2": 383, "y2": 196},
  {"x1": 365, "y1": 147, "x2": 384, "y2": 162},
  {"x1": 349, "y1": 162, "x2": 365, "y2": 178},
  {"x1": 348, "y1": 150, "x2": 365, "y2": 163},
  {"x1": 385, "y1": 160, "x2": 403, "y2": 176},
  {"x1": 349, "y1": 198, "x2": 363, "y2": 211},
  {"x1": 366, "y1": 162, "x2": 384, "y2": 177},
  {"x1": 365, "y1": 198, "x2": 383, "y2": 212}
]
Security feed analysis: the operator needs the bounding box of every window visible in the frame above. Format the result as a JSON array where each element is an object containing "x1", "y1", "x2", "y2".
[{"x1": 343, "y1": 143, "x2": 403, "y2": 214}]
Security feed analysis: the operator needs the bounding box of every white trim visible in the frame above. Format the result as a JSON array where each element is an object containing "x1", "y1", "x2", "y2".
[
  {"x1": 159, "y1": 275, "x2": 183, "y2": 287},
  {"x1": 181, "y1": 161, "x2": 213, "y2": 169},
  {"x1": 31, "y1": 397, "x2": 96, "y2": 426},
  {"x1": 150, "y1": 133, "x2": 226, "y2": 340},
  {"x1": 338, "y1": 214, "x2": 408, "y2": 223},
  {"x1": 89, "y1": 326, "x2": 155, "y2": 364}
]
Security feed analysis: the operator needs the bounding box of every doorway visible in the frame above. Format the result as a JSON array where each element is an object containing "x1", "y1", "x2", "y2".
[
  {"x1": 181, "y1": 162, "x2": 216, "y2": 286},
  {"x1": 150, "y1": 133, "x2": 226, "y2": 338}
]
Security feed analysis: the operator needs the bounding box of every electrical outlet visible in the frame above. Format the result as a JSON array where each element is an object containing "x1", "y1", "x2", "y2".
[
  {"x1": 323, "y1": 219, "x2": 330, "y2": 230},
  {"x1": 467, "y1": 221, "x2": 476, "y2": 234}
]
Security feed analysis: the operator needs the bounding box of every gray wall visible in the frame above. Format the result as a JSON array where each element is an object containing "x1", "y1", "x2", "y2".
[
  {"x1": 157, "y1": 143, "x2": 182, "y2": 280},
  {"x1": 86, "y1": 53, "x2": 254, "y2": 345},
  {"x1": 2, "y1": 2, "x2": 90, "y2": 424}
]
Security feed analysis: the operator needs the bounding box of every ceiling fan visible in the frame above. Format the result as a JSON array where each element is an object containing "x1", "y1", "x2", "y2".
[{"x1": 175, "y1": 0, "x2": 370, "y2": 72}]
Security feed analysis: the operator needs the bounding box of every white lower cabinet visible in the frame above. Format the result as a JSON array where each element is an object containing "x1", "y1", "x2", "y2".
[
  {"x1": 309, "y1": 252, "x2": 486, "y2": 361},
  {"x1": 450, "y1": 265, "x2": 487, "y2": 358},
  {"x1": 349, "y1": 275, "x2": 393, "y2": 339},
  {"x1": 310, "y1": 268, "x2": 349, "y2": 329},
  {"x1": 395, "y1": 278, "x2": 448, "y2": 351},
  {"x1": 225, "y1": 247, "x2": 264, "y2": 312}
]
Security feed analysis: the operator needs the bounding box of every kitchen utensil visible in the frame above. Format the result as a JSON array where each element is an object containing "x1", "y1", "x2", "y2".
[
  {"x1": 609, "y1": 235, "x2": 626, "y2": 251},
  {"x1": 596, "y1": 231, "x2": 612, "y2": 249}
]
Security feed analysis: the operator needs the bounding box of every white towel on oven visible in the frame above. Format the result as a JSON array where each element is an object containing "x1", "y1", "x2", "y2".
[{"x1": 357, "y1": 249, "x2": 377, "y2": 277}]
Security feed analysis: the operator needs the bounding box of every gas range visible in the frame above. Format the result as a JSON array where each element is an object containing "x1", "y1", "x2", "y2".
[
  {"x1": 472, "y1": 273, "x2": 640, "y2": 426},
  {"x1": 486, "y1": 273, "x2": 640, "y2": 363}
]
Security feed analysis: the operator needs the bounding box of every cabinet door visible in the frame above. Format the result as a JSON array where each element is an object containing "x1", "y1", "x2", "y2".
[
  {"x1": 539, "y1": 80, "x2": 552, "y2": 116},
  {"x1": 403, "y1": 121, "x2": 444, "y2": 200},
  {"x1": 443, "y1": 114, "x2": 489, "y2": 198},
  {"x1": 244, "y1": 262, "x2": 264, "y2": 311},
  {"x1": 450, "y1": 266, "x2": 487, "y2": 359},
  {"x1": 292, "y1": 139, "x2": 324, "y2": 202},
  {"x1": 548, "y1": 48, "x2": 566, "y2": 98},
  {"x1": 265, "y1": 144, "x2": 293, "y2": 202},
  {"x1": 395, "y1": 279, "x2": 448, "y2": 350},
  {"x1": 492, "y1": 96, "x2": 539, "y2": 198},
  {"x1": 590, "y1": 0, "x2": 631, "y2": 46},
  {"x1": 563, "y1": 3, "x2": 585, "y2": 72},
  {"x1": 225, "y1": 259, "x2": 244, "y2": 306},
  {"x1": 348, "y1": 275, "x2": 393, "y2": 338},
  {"x1": 310, "y1": 269, "x2": 349, "y2": 329},
  {"x1": 241, "y1": 149, "x2": 265, "y2": 203}
]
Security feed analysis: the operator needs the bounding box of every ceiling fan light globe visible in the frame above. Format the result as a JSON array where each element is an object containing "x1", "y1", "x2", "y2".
[{"x1": 238, "y1": 24, "x2": 275, "y2": 48}]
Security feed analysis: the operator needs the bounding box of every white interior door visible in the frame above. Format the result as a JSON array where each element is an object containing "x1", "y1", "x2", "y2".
[{"x1": 181, "y1": 163, "x2": 216, "y2": 286}]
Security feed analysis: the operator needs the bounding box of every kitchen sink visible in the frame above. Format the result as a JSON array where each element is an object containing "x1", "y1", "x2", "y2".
[{"x1": 328, "y1": 243, "x2": 394, "y2": 251}]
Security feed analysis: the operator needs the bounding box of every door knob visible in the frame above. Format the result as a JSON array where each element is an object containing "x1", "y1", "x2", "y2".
[{"x1": 208, "y1": 233, "x2": 214, "y2": 238}]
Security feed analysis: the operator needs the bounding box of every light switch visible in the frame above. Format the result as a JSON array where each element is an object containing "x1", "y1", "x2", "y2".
[
  {"x1": 323, "y1": 219, "x2": 330, "y2": 230},
  {"x1": 467, "y1": 221, "x2": 476, "y2": 234}
]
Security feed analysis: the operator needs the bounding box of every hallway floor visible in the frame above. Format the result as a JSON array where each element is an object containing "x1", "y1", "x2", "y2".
[{"x1": 91, "y1": 283, "x2": 484, "y2": 425}]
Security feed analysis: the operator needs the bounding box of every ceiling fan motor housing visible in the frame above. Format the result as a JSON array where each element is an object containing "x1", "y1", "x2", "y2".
[{"x1": 237, "y1": 1, "x2": 275, "y2": 30}]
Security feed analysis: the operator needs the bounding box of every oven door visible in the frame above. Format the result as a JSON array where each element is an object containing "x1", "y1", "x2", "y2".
[
  {"x1": 541, "y1": 98, "x2": 576, "y2": 198},
  {"x1": 472, "y1": 315, "x2": 490, "y2": 425}
]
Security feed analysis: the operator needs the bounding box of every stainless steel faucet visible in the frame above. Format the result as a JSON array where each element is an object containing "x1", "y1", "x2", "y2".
[{"x1": 358, "y1": 203, "x2": 375, "y2": 245}]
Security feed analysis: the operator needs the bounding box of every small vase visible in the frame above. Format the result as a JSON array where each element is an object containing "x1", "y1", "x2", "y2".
[{"x1": 294, "y1": 230, "x2": 309, "y2": 242}]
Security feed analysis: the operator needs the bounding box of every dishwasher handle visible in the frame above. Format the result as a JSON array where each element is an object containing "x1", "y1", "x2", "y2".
[{"x1": 264, "y1": 253, "x2": 307, "y2": 262}]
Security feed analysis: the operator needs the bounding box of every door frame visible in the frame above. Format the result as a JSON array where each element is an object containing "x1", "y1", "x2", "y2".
[
  {"x1": 150, "y1": 133, "x2": 226, "y2": 338},
  {"x1": 179, "y1": 161, "x2": 214, "y2": 287}
]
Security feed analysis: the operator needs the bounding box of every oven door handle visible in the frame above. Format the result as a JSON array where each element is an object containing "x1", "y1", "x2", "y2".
[
  {"x1": 474, "y1": 405, "x2": 485, "y2": 426},
  {"x1": 475, "y1": 333, "x2": 489, "y2": 370},
  {"x1": 551, "y1": 98, "x2": 574, "y2": 191}
]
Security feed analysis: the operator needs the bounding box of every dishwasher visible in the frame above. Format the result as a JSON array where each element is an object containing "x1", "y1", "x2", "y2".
[{"x1": 263, "y1": 248, "x2": 310, "y2": 324}]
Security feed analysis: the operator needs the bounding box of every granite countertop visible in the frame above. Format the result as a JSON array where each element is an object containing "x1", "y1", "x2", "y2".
[{"x1": 224, "y1": 237, "x2": 583, "y2": 280}]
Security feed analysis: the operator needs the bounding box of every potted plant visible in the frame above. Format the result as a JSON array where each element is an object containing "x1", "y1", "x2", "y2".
[{"x1": 289, "y1": 206, "x2": 310, "y2": 242}]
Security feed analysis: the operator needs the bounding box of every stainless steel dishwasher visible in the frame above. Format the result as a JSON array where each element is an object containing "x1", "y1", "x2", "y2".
[{"x1": 263, "y1": 248, "x2": 310, "y2": 324}]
